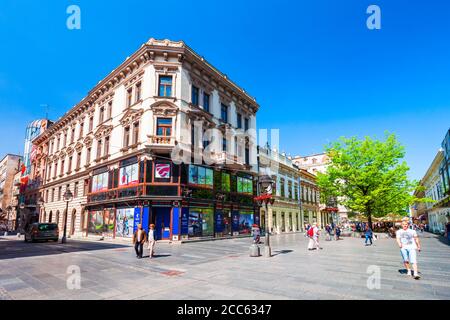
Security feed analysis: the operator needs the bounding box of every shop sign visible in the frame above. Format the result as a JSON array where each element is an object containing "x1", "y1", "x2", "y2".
[{"x1": 155, "y1": 163, "x2": 171, "y2": 179}]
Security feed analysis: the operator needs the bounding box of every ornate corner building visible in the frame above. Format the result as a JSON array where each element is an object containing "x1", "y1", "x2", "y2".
[{"x1": 27, "y1": 38, "x2": 260, "y2": 242}]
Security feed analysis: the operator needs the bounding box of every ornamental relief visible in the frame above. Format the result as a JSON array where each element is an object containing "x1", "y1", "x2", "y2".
[
  {"x1": 75, "y1": 142, "x2": 83, "y2": 152},
  {"x1": 120, "y1": 108, "x2": 144, "y2": 126},
  {"x1": 94, "y1": 125, "x2": 113, "y2": 139},
  {"x1": 151, "y1": 102, "x2": 177, "y2": 117},
  {"x1": 84, "y1": 136, "x2": 93, "y2": 147},
  {"x1": 59, "y1": 151, "x2": 66, "y2": 160},
  {"x1": 66, "y1": 147, "x2": 75, "y2": 156}
]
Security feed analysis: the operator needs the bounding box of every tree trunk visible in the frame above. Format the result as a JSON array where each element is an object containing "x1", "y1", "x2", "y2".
[{"x1": 367, "y1": 206, "x2": 373, "y2": 230}]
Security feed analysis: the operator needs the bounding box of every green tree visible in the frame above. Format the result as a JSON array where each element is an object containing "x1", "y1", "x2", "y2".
[{"x1": 316, "y1": 133, "x2": 427, "y2": 229}]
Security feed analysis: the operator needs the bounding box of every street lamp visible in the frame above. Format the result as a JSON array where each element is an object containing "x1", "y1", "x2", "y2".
[
  {"x1": 62, "y1": 189, "x2": 73, "y2": 244},
  {"x1": 255, "y1": 175, "x2": 275, "y2": 258}
]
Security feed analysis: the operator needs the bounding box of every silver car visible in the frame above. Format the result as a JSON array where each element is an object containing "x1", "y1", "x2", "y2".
[{"x1": 24, "y1": 223, "x2": 59, "y2": 242}]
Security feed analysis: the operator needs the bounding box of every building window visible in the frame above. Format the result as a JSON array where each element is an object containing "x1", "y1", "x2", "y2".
[
  {"x1": 76, "y1": 152, "x2": 81, "y2": 170},
  {"x1": 45, "y1": 190, "x2": 49, "y2": 202},
  {"x1": 294, "y1": 183, "x2": 299, "y2": 201},
  {"x1": 244, "y1": 118, "x2": 249, "y2": 131},
  {"x1": 50, "y1": 140, "x2": 54, "y2": 154},
  {"x1": 56, "y1": 137, "x2": 60, "y2": 151},
  {"x1": 53, "y1": 162, "x2": 58, "y2": 178},
  {"x1": 97, "y1": 140, "x2": 103, "y2": 159},
  {"x1": 74, "y1": 182, "x2": 79, "y2": 198},
  {"x1": 58, "y1": 186, "x2": 62, "y2": 201},
  {"x1": 89, "y1": 117, "x2": 94, "y2": 132},
  {"x1": 203, "y1": 93, "x2": 210, "y2": 112},
  {"x1": 51, "y1": 188, "x2": 55, "y2": 202},
  {"x1": 63, "y1": 131, "x2": 67, "y2": 148},
  {"x1": 158, "y1": 76, "x2": 172, "y2": 97},
  {"x1": 99, "y1": 106, "x2": 105, "y2": 124},
  {"x1": 79, "y1": 122, "x2": 84, "y2": 140},
  {"x1": 221, "y1": 104, "x2": 228, "y2": 123},
  {"x1": 123, "y1": 126, "x2": 130, "y2": 148},
  {"x1": 107, "y1": 101, "x2": 113, "y2": 120},
  {"x1": 47, "y1": 164, "x2": 52, "y2": 180},
  {"x1": 192, "y1": 86, "x2": 199, "y2": 106},
  {"x1": 104, "y1": 136, "x2": 110, "y2": 156},
  {"x1": 189, "y1": 165, "x2": 213, "y2": 188},
  {"x1": 135, "y1": 82, "x2": 141, "y2": 102},
  {"x1": 132, "y1": 122, "x2": 139, "y2": 145},
  {"x1": 237, "y1": 113, "x2": 242, "y2": 129},
  {"x1": 237, "y1": 177, "x2": 253, "y2": 194},
  {"x1": 86, "y1": 148, "x2": 91, "y2": 166},
  {"x1": 280, "y1": 178, "x2": 285, "y2": 198},
  {"x1": 127, "y1": 87, "x2": 133, "y2": 107},
  {"x1": 156, "y1": 118, "x2": 172, "y2": 136},
  {"x1": 60, "y1": 160, "x2": 65, "y2": 176},
  {"x1": 84, "y1": 179, "x2": 89, "y2": 196},
  {"x1": 221, "y1": 172, "x2": 231, "y2": 192},
  {"x1": 71, "y1": 127, "x2": 75, "y2": 144},
  {"x1": 68, "y1": 156, "x2": 72, "y2": 173},
  {"x1": 222, "y1": 137, "x2": 227, "y2": 152},
  {"x1": 288, "y1": 181, "x2": 293, "y2": 199}
]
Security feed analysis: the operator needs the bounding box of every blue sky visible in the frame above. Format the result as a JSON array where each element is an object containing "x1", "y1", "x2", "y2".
[{"x1": 0, "y1": 0, "x2": 449, "y2": 180}]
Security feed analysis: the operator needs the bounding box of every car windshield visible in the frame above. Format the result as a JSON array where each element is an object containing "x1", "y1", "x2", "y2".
[{"x1": 38, "y1": 224, "x2": 58, "y2": 231}]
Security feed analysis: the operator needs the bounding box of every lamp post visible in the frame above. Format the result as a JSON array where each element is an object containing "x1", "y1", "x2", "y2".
[
  {"x1": 62, "y1": 189, "x2": 73, "y2": 244},
  {"x1": 255, "y1": 175, "x2": 275, "y2": 258}
]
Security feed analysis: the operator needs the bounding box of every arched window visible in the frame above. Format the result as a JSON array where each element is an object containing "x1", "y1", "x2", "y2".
[{"x1": 48, "y1": 211, "x2": 53, "y2": 223}]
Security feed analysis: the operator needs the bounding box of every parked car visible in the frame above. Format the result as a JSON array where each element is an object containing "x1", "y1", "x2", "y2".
[{"x1": 24, "y1": 223, "x2": 59, "y2": 242}]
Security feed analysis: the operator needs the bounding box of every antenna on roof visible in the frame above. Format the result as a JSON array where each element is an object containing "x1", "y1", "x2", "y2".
[{"x1": 40, "y1": 104, "x2": 49, "y2": 119}]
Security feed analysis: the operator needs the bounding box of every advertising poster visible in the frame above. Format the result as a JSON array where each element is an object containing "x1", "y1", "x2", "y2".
[
  {"x1": 239, "y1": 212, "x2": 254, "y2": 234},
  {"x1": 232, "y1": 211, "x2": 240, "y2": 232},
  {"x1": 119, "y1": 163, "x2": 139, "y2": 187},
  {"x1": 215, "y1": 211, "x2": 224, "y2": 233},
  {"x1": 115, "y1": 208, "x2": 135, "y2": 238},
  {"x1": 181, "y1": 208, "x2": 189, "y2": 235}
]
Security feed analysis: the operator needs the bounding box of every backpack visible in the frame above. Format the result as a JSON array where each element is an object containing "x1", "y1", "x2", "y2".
[{"x1": 307, "y1": 227, "x2": 314, "y2": 237}]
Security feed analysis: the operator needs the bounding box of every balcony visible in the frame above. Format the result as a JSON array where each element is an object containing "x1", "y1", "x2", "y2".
[
  {"x1": 146, "y1": 135, "x2": 175, "y2": 152},
  {"x1": 212, "y1": 151, "x2": 245, "y2": 169}
]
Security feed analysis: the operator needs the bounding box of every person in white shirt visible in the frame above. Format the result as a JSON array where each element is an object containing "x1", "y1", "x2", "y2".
[
  {"x1": 148, "y1": 224, "x2": 157, "y2": 259},
  {"x1": 396, "y1": 219, "x2": 421, "y2": 279},
  {"x1": 307, "y1": 222, "x2": 322, "y2": 250}
]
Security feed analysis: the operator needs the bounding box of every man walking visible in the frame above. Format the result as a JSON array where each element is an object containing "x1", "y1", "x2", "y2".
[
  {"x1": 365, "y1": 226, "x2": 373, "y2": 246},
  {"x1": 148, "y1": 224, "x2": 157, "y2": 259},
  {"x1": 133, "y1": 224, "x2": 147, "y2": 259},
  {"x1": 396, "y1": 219, "x2": 421, "y2": 279}
]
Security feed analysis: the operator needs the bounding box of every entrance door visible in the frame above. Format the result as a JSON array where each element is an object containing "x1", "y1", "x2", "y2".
[{"x1": 154, "y1": 207, "x2": 171, "y2": 240}]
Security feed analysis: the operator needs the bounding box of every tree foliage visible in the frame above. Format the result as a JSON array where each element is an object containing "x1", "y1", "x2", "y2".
[{"x1": 316, "y1": 133, "x2": 428, "y2": 226}]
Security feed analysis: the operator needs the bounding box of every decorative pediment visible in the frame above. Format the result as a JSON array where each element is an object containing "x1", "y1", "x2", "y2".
[
  {"x1": 75, "y1": 142, "x2": 84, "y2": 152},
  {"x1": 66, "y1": 146, "x2": 75, "y2": 156},
  {"x1": 84, "y1": 136, "x2": 93, "y2": 147},
  {"x1": 151, "y1": 101, "x2": 178, "y2": 117},
  {"x1": 59, "y1": 151, "x2": 67, "y2": 159},
  {"x1": 94, "y1": 125, "x2": 113, "y2": 139},
  {"x1": 120, "y1": 108, "x2": 144, "y2": 126}
]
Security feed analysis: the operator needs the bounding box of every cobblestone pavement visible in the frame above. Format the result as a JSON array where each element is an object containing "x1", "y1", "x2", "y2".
[{"x1": 0, "y1": 232, "x2": 449, "y2": 300}]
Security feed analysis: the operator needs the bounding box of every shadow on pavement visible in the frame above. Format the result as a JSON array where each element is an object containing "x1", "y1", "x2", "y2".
[
  {"x1": 272, "y1": 249, "x2": 293, "y2": 256},
  {"x1": 0, "y1": 238, "x2": 130, "y2": 261}
]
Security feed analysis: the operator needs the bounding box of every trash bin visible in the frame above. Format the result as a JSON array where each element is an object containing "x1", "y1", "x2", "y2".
[{"x1": 249, "y1": 244, "x2": 260, "y2": 257}]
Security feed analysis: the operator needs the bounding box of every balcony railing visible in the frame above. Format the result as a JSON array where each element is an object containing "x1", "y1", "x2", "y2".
[{"x1": 147, "y1": 135, "x2": 175, "y2": 146}]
